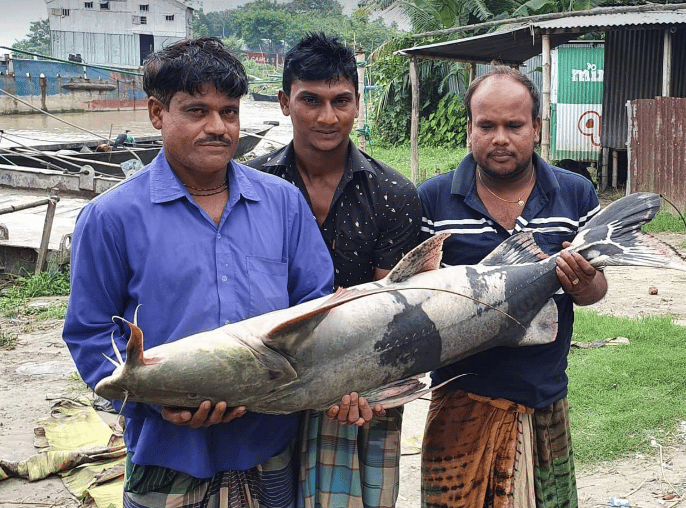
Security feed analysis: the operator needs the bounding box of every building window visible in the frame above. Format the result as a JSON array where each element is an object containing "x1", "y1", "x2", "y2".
[
  {"x1": 100, "y1": 1, "x2": 109, "y2": 10},
  {"x1": 140, "y1": 16, "x2": 147, "y2": 24},
  {"x1": 139, "y1": 4, "x2": 148, "y2": 11},
  {"x1": 51, "y1": 8, "x2": 70, "y2": 16},
  {"x1": 84, "y1": 2, "x2": 93, "y2": 8},
  {"x1": 166, "y1": 14, "x2": 174, "y2": 21}
]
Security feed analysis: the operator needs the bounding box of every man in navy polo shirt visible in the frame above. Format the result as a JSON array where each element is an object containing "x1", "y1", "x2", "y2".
[{"x1": 418, "y1": 66, "x2": 607, "y2": 508}]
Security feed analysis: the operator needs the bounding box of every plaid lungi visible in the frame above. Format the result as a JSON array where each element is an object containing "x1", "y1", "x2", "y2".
[
  {"x1": 298, "y1": 407, "x2": 403, "y2": 508},
  {"x1": 122, "y1": 438, "x2": 297, "y2": 508},
  {"x1": 422, "y1": 390, "x2": 577, "y2": 508}
]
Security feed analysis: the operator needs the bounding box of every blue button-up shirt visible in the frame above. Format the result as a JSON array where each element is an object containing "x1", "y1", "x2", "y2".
[{"x1": 63, "y1": 149, "x2": 333, "y2": 477}]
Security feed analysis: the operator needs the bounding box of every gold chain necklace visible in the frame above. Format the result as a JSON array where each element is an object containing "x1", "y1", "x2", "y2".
[
  {"x1": 477, "y1": 168, "x2": 534, "y2": 207},
  {"x1": 186, "y1": 181, "x2": 228, "y2": 197}
]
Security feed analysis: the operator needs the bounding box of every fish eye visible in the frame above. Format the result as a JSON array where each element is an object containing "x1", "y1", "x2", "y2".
[{"x1": 188, "y1": 393, "x2": 199, "y2": 399}]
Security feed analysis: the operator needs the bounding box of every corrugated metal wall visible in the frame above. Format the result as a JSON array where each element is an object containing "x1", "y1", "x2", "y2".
[
  {"x1": 673, "y1": 28, "x2": 686, "y2": 97},
  {"x1": 550, "y1": 43, "x2": 604, "y2": 161},
  {"x1": 628, "y1": 97, "x2": 686, "y2": 210},
  {"x1": 602, "y1": 29, "x2": 670, "y2": 150}
]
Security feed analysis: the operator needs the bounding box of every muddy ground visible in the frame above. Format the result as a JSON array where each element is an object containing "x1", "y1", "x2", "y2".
[{"x1": 1, "y1": 233, "x2": 685, "y2": 508}]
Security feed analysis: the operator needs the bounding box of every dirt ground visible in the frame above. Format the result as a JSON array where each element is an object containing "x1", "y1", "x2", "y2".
[{"x1": 1, "y1": 233, "x2": 685, "y2": 508}]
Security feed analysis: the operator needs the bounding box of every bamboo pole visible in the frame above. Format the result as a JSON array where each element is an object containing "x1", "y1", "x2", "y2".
[
  {"x1": 409, "y1": 57, "x2": 420, "y2": 184},
  {"x1": 541, "y1": 34, "x2": 551, "y2": 162},
  {"x1": 356, "y1": 48, "x2": 367, "y2": 152}
]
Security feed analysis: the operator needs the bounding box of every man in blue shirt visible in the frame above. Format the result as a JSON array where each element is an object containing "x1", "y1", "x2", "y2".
[
  {"x1": 62, "y1": 37, "x2": 333, "y2": 507},
  {"x1": 418, "y1": 67, "x2": 607, "y2": 507}
]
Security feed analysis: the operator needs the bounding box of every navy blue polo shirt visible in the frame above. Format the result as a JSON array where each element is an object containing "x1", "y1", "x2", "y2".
[{"x1": 418, "y1": 153, "x2": 600, "y2": 408}]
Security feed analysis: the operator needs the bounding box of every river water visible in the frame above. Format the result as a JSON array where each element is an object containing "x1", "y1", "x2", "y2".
[{"x1": 0, "y1": 99, "x2": 293, "y2": 157}]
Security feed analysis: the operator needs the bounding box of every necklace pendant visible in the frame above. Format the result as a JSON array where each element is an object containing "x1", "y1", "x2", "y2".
[{"x1": 518, "y1": 199, "x2": 525, "y2": 206}]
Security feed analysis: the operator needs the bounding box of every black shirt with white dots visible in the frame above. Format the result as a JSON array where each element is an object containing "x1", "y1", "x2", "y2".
[{"x1": 246, "y1": 141, "x2": 422, "y2": 288}]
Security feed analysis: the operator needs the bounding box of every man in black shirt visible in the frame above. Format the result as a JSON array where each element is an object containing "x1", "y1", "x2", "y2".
[{"x1": 246, "y1": 32, "x2": 421, "y2": 508}]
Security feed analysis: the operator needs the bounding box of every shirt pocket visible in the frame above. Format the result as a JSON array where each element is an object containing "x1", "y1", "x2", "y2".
[{"x1": 247, "y1": 256, "x2": 289, "y2": 317}]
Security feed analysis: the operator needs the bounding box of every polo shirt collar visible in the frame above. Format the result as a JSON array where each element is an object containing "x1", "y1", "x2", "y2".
[
  {"x1": 451, "y1": 152, "x2": 560, "y2": 202},
  {"x1": 148, "y1": 148, "x2": 260, "y2": 204}
]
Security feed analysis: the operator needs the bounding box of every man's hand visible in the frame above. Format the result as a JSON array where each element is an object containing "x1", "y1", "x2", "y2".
[
  {"x1": 556, "y1": 242, "x2": 608, "y2": 306},
  {"x1": 326, "y1": 392, "x2": 386, "y2": 426},
  {"x1": 161, "y1": 401, "x2": 246, "y2": 429}
]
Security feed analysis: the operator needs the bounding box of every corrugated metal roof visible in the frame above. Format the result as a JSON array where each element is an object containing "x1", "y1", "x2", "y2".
[
  {"x1": 397, "y1": 6, "x2": 686, "y2": 64},
  {"x1": 535, "y1": 10, "x2": 686, "y2": 29}
]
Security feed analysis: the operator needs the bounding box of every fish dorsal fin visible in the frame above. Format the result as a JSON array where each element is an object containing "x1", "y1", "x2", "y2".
[
  {"x1": 385, "y1": 232, "x2": 450, "y2": 284},
  {"x1": 113, "y1": 309, "x2": 162, "y2": 366},
  {"x1": 479, "y1": 231, "x2": 549, "y2": 266},
  {"x1": 267, "y1": 286, "x2": 384, "y2": 340}
]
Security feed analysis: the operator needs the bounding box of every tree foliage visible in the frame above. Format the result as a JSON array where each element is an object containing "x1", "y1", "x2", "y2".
[
  {"x1": 11, "y1": 19, "x2": 50, "y2": 57},
  {"x1": 192, "y1": 0, "x2": 403, "y2": 56}
]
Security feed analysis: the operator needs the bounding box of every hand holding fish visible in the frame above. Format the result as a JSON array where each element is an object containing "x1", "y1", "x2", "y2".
[
  {"x1": 161, "y1": 401, "x2": 246, "y2": 429},
  {"x1": 326, "y1": 393, "x2": 386, "y2": 426},
  {"x1": 555, "y1": 242, "x2": 608, "y2": 306}
]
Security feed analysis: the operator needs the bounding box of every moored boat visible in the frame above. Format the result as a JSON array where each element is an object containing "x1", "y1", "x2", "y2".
[{"x1": 0, "y1": 124, "x2": 276, "y2": 178}]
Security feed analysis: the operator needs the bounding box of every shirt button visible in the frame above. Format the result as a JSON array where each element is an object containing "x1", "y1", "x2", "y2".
[
  {"x1": 222, "y1": 275, "x2": 228, "y2": 282},
  {"x1": 217, "y1": 234, "x2": 221, "y2": 240},
  {"x1": 224, "y1": 320, "x2": 230, "y2": 325}
]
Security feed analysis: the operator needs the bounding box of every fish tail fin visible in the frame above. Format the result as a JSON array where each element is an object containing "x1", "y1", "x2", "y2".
[{"x1": 571, "y1": 192, "x2": 686, "y2": 271}]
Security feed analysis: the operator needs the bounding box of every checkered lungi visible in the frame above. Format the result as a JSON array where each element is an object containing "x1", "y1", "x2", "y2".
[
  {"x1": 122, "y1": 438, "x2": 297, "y2": 508},
  {"x1": 298, "y1": 407, "x2": 403, "y2": 508}
]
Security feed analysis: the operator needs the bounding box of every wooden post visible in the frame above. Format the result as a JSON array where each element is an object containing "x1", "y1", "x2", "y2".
[
  {"x1": 409, "y1": 57, "x2": 420, "y2": 185},
  {"x1": 612, "y1": 149, "x2": 618, "y2": 189},
  {"x1": 35, "y1": 192, "x2": 60, "y2": 275},
  {"x1": 355, "y1": 48, "x2": 367, "y2": 152},
  {"x1": 600, "y1": 146, "x2": 609, "y2": 191},
  {"x1": 467, "y1": 63, "x2": 476, "y2": 152},
  {"x1": 662, "y1": 29, "x2": 672, "y2": 97},
  {"x1": 541, "y1": 34, "x2": 551, "y2": 162}
]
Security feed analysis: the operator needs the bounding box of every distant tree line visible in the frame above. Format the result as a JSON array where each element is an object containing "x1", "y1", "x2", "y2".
[{"x1": 193, "y1": 0, "x2": 404, "y2": 57}]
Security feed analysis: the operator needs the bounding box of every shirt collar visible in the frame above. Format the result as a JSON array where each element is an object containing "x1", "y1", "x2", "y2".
[
  {"x1": 259, "y1": 140, "x2": 378, "y2": 178},
  {"x1": 148, "y1": 148, "x2": 260, "y2": 204},
  {"x1": 451, "y1": 152, "x2": 560, "y2": 200}
]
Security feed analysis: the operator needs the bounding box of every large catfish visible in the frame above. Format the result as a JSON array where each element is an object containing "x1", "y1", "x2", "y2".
[{"x1": 95, "y1": 192, "x2": 686, "y2": 413}]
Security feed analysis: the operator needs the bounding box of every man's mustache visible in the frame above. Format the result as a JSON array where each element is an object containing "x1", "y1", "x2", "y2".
[{"x1": 195, "y1": 136, "x2": 232, "y2": 145}]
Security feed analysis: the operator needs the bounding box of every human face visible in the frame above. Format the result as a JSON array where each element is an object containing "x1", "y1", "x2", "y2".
[
  {"x1": 467, "y1": 76, "x2": 541, "y2": 180},
  {"x1": 279, "y1": 77, "x2": 359, "y2": 153},
  {"x1": 148, "y1": 83, "x2": 241, "y2": 180}
]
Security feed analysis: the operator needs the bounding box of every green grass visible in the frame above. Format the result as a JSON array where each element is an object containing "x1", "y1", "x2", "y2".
[
  {"x1": 568, "y1": 310, "x2": 686, "y2": 465},
  {"x1": 359, "y1": 142, "x2": 467, "y2": 183},
  {"x1": 0, "y1": 267, "x2": 70, "y2": 321}
]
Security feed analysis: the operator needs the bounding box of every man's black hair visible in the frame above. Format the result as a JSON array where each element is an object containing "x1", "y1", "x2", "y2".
[
  {"x1": 464, "y1": 66, "x2": 541, "y2": 122},
  {"x1": 143, "y1": 37, "x2": 248, "y2": 107},
  {"x1": 282, "y1": 32, "x2": 358, "y2": 96}
]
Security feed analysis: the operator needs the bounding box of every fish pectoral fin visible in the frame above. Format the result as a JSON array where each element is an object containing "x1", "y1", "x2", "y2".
[
  {"x1": 357, "y1": 374, "x2": 467, "y2": 409},
  {"x1": 238, "y1": 337, "x2": 298, "y2": 383}
]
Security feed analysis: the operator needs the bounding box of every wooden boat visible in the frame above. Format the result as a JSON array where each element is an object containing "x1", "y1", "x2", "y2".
[
  {"x1": 0, "y1": 124, "x2": 276, "y2": 177},
  {"x1": 251, "y1": 91, "x2": 279, "y2": 103}
]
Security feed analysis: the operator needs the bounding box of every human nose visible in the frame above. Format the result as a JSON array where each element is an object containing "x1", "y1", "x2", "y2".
[
  {"x1": 492, "y1": 126, "x2": 509, "y2": 145},
  {"x1": 318, "y1": 102, "x2": 337, "y2": 124},
  {"x1": 204, "y1": 110, "x2": 227, "y2": 135}
]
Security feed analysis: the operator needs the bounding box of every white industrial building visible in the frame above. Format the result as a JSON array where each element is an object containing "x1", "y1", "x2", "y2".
[{"x1": 45, "y1": 0, "x2": 194, "y2": 68}]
